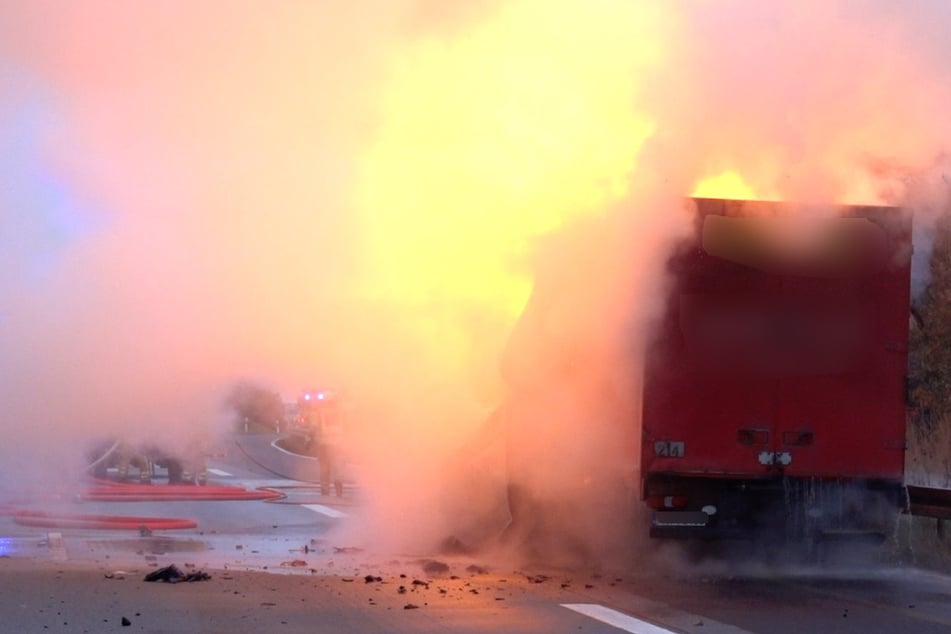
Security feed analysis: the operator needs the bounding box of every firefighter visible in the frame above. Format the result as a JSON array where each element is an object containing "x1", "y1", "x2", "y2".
[
  {"x1": 300, "y1": 391, "x2": 344, "y2": 497},
  {"x1": 115, "y1": 441, "x2": 152, "y2": 483}
]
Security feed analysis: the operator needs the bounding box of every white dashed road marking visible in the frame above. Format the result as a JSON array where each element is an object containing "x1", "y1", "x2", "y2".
[
  {"x1": 562, "y1": 604, "x2": 676, "y2": 634},
  {"x1": 206, "y1": 468, "x2": 232, "y2": 477},
  {"x1": 302, "y1": 504, "x2": 348, "y2": 518},
  {"x1": 47, "y1": 532, "x2": 68, "y2": 562}
]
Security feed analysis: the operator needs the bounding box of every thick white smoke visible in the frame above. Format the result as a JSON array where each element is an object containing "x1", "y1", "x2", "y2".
[{"x1": 0, "y1": 1, "x2": 950, "y2": 560}]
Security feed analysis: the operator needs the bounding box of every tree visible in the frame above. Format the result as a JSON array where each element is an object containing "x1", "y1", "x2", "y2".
[{"x1": 225, "y1": 381, "x2": 285, "y2": 432}]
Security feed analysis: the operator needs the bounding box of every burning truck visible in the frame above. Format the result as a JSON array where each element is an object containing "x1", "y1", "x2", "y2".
[
  {"x1": 499, "y1": 197, "x2": 912, "y2": 553},
  {"x1": 643, "y1": 198, "x2": 912, "y2": 545}
]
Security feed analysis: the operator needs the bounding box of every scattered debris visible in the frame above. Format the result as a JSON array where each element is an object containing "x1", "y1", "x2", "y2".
[
  {"x1": 281, "y1": 560, "x2": 308, "y2": 568},
  {"x1": 364, "y1": 575, "x2": 383, "y2": 584},
  {"x1": 585, "y1": 584, "x2": 594, "y2": 589},
  {"x1": 138, "y1": 526, "x2": 152, "y2": 537},
  {"x1": 465, "y1": 564, "x2": 488, "y2": 575},
  {"x1": 411, "y1": 579, "x2": 429, "y2": 588},
  {"x1": 121, "y1": 616, "x2": 131, "y2": 627},
  {"x1": 144, "y1": 564, "x2": 211, "y2": 583},
  {"x1": 439, "y1": 535, "x2": 472, "y2": 555},
  {"x1": 334, "y1": 546, "x2": 363, "y2": 554},
  {"x1": 398, "y1": 586, "x2": 407, "y2": 594},
  {"x1": 421, "y1": 560, "x2": 450, "y2": 575},
  {"x1": 527, "y1": 574, "x2": 549, "y2": 584},
  {"x1": 341, "y1": 578, "x2": 354, "y2": 583},
  {"x1": 403, "y1": 603, "x2": 420, "y2": 610}
]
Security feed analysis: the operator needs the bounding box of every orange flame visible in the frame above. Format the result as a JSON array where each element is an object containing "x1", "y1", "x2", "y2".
[
  {"x1": 354, "y1": 0, "x2": 670, "y2": 381},
  {"x1": 692, "y1": 171, "x2": 767, "y2": 201}
]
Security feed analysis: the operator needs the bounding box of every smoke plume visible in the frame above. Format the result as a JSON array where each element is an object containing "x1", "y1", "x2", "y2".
[{"x1": 1, "y1": 1, "x2": 950, "y2": 562}]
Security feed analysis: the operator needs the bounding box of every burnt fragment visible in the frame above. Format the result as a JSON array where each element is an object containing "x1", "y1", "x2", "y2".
[
  {"x1": 143, "y1": 564, "x2": 211, "y2": 583},
  {"x1": 421, "y1": 560, "x2": 450, "y2": 575}
]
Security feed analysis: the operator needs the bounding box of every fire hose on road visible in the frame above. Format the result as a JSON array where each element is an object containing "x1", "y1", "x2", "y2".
[
  {"x1": 2, "y1": 481, "x2": 285, "y2": 530},
  {"x1": 81, "y1": 480, "x2": 284, "y2": 502},
  {"x1": 10, "y1": 510, "x2": 198, "y2": 531}
]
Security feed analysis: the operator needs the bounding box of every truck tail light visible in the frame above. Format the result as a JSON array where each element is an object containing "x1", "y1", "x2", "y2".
[
  {"x1": 646, "y1": 495, "x2": 688, "y2": 510},
  {"x1": 737, "y1": 429, "x2": 769, "y2": 445},
  {"x1": 782, "y1": 430, "x2": 814, "y2": 446}
]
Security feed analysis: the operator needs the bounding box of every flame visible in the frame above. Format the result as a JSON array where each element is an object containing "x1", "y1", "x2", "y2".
[
  {"x1": 692, "y1": 170, "x2": 769, "y2": 201},
  {"x1": 354, "y1": 0, "x2": 668, "y2": 377}
]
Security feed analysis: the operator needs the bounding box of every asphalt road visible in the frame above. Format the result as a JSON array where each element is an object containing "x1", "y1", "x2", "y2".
[{"x1": 0, "y1": 433, "x2": 948, "y2": 633}]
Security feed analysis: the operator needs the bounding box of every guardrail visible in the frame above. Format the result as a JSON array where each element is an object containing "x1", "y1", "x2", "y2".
[{"x1": 907, "y1": 485, "x2": 951, "y2": 520}]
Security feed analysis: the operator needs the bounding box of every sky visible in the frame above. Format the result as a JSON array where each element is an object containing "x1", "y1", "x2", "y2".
[{"x1": 1, "y1": 0, "x2": 951, "y2": 556}]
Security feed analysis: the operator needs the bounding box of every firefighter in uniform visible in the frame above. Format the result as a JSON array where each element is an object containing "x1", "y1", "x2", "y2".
[
  {"x1": 115, "y1": 441, "x2": 152, "y2": 483},
  {"x1": 300, "y1": 391, "x2": 344, "y2": 497}
]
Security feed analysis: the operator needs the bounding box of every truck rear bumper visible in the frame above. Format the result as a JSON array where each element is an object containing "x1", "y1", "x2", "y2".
[
  {"x1": 650, "y1": 510, "x2": 752, "y2": 540},
  {"x1": 644, "y1": 475, "x2": 905, "y2": 541}
]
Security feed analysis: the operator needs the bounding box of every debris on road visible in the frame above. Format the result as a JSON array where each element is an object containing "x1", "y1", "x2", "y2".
[
  {"x1": 439, "y1": 536, "x2": 472, "y2": 555},
  {"x1": 121, "y1": 616, "x2": 131, "y2": 626},
  {"x1": 334, "y1": 546, "x2": 363, "y2": 554},
  {"x1": 403, "y1": 603, "x2": 420, "y2": 610},
  {"x1": 143, "y1": 564, "x2": 211, "y2": 583},
  {"x1": 281, "y1": 559, "x2": 308, "y2": 568},
  {"x1": 420, "y1": 559, "x2": 450, "y2": 575},
  {"x1": 364, "y1": 575, "x2": 382, "y2": 584}
]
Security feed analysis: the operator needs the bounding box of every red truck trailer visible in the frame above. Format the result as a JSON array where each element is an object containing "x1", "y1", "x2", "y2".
[{"x1": 642, "y1": 198, "x2": 912, "y2": 544}]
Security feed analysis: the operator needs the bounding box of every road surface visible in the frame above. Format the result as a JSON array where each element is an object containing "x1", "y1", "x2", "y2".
[{"x1": 0, "y1": 433, "x2": 948, "y2": 633}]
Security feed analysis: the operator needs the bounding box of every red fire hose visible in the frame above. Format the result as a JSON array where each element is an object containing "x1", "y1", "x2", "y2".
[
  {"x1": 81, "y1": 483, "x2": 284, "y2": 502},
  {"x1": 0, "y1": 481, "x2": 285, "y2": 530},
  {"x1": 11, "y1": 510, "x2": 197, "y2": 530},
  {"x1": 80, "y1": 478, "x2": 284, "y2": 502}
]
